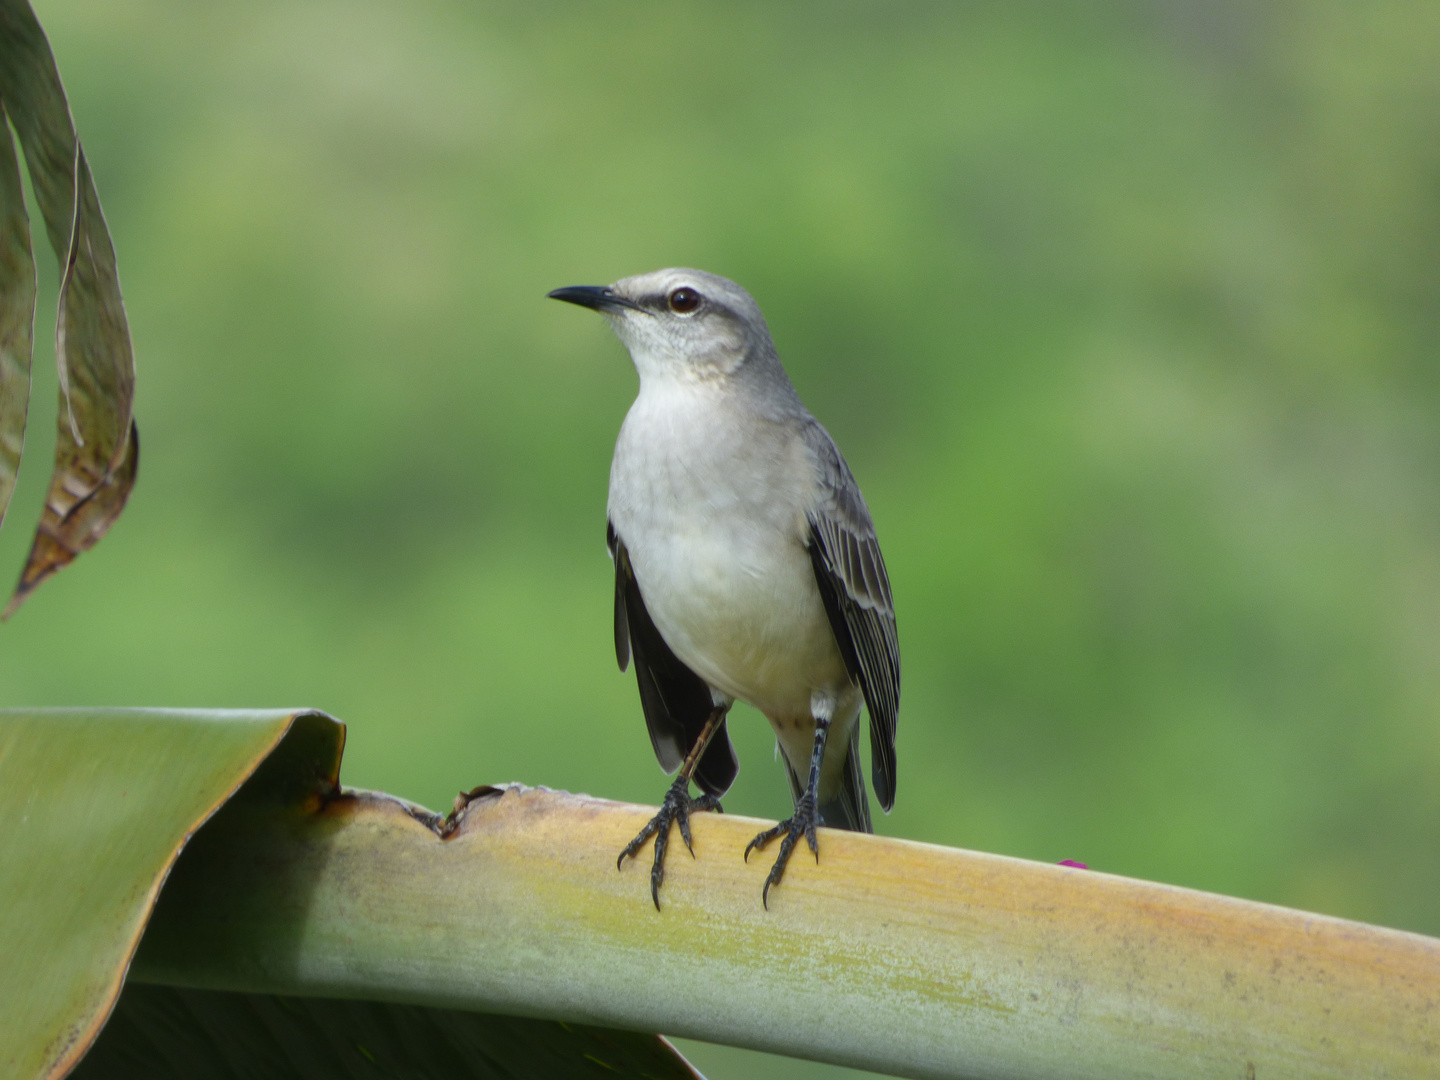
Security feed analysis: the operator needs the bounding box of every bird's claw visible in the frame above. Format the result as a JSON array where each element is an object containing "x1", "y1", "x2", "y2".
[
  {"x1": 617, "y1": 776, "x2": 722, "y2": 910},
  {"x1": 744, "y1": 796, "x2": 820, "y2": 908}
]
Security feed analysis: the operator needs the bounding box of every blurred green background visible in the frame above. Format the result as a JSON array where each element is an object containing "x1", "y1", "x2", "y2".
[{"x1": 6, "y1": 2, "x2": 1440, "y2": 1075}]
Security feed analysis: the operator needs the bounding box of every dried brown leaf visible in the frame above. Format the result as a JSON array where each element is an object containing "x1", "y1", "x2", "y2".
[{"x1": 0, "y1": 0, "x2": 137, "y2": 617}]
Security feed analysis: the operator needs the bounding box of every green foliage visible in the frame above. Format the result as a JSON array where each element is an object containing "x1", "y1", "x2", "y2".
[
  {"x1": 0, "y1": 708, "x2": 699, "y2": 1080},
  {"x1": 2, "y1": 11, "x2": 1438, "y2": 1077},
  {"x1": 10, "y1": 708, "x2": 1435, "y2": 1080},
  {"x1": 0, "y1": 708, "x2": 303, "y2": 1079}
]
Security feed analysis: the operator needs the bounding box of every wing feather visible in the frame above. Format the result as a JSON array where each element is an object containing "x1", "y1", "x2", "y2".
[{"x1": 801, "y1": 424, "x2": 900, "y2": 810}]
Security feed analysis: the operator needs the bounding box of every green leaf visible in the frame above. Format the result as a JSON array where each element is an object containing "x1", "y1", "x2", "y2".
[
  {"x1": 5, "y1": 705, "x2": 1436, "y2": 1078},
  {"x1": 0, "y1": 709, "x2": 315, "y2": 1080},
  {"x1": 136, "y1": 755, "x2": 1440, "y2": 1080},
  {"x1": 0, "y1": 0, "x2": 138, "y2": 618},
  {"x1": 0, "y1": 709, "x2": 701, "y2": 1080}
]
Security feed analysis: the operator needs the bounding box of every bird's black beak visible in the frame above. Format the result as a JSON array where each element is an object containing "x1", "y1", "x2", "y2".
[{"x1": 546, "y1": 285, "x2": 645, "y2": 313}]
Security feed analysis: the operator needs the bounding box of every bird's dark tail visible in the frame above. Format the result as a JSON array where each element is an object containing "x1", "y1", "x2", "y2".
[{"x1": 786, "y1": 723, "x2": 873, "y2": 833}]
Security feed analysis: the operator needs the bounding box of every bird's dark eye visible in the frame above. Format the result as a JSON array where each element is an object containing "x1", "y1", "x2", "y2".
[{"x1": 667, "y1": 287, "x2": 701, "y2": 314}]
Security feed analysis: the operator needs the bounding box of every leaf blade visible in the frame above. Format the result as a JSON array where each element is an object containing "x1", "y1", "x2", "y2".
[
  {"x1": 134, "y1": 782, "x2": 1440, "y2": 1080},
  {"x1": 0, "y1": 708, "x2": 330, "y2": 1080},
  {"x1": 0, "y1": 100, "x2": 34, "y2": 530},
  {"x1": 0, "y1": 0, "x2": 137, "y2": 617}
]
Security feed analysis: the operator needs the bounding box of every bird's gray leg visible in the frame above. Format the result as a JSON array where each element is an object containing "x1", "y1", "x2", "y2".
[
  {"x1": 745, "y1": 707, "x2": 832, "y2": 909},
  {"x1": 617, "y1": 704, "x2": 728, "y2": 910}
]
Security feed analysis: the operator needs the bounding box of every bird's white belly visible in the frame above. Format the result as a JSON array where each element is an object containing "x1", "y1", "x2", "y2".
[
  {"x1": 609, "y1": 386, "x2": 849, "y2": 721},
  {"x1": 638, "y1": 517, "x2": 846, "y2": 716}
]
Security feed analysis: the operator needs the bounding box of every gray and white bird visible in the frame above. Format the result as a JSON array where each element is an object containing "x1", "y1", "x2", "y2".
[{"x1": 548, "y1": 269, "x2": 899, "y2": 908}]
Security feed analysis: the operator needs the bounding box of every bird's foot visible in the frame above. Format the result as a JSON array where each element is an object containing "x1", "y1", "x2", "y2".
[
  {"x1": 617, "y1": 776, "x2": 723, "y2": 910},
  {"x1": 744, "y1": 794, "x2": 820, "y2": 909}
]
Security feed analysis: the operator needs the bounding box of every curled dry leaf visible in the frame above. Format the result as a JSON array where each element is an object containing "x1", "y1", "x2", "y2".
[{"x1": 0, "y1": 0, "x2": 137, "y2": 618}]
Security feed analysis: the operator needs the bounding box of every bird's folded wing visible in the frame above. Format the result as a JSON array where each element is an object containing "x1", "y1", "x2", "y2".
[{"x1": 802, "y1": 425, "x2": 900, "y2": 811}]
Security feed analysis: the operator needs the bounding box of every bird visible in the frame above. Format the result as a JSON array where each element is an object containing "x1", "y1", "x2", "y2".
[{"x1": 548, "y1": 269, "x2": 899, "y2": 909}]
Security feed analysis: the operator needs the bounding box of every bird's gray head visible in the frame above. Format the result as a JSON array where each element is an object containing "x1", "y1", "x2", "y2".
[{"x1": 548, "y1": 268, "x2": 779, "y2": 385}]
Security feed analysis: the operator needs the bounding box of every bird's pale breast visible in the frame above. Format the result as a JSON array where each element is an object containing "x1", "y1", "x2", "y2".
[{"x1": 608, "y1": 379, "x2": 849, "y2": 722}]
